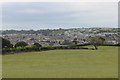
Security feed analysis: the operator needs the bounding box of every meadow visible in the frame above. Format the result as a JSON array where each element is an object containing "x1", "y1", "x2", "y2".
[{"x1": 2, "y1": 46, "x2": 118, "y2": 78}]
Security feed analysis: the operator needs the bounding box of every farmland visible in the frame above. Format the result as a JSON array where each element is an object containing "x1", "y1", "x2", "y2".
[{"x1": 2, "y1": 46, "x2": 118, "y2": 78}]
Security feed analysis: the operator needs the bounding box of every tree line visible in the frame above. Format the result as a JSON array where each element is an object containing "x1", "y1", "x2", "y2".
[{"x1": 1, "y1": 36, "x2": 119, "y2": 54}]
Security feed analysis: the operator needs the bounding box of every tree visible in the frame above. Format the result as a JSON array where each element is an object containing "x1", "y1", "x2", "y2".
[
  {"x1": 33, "y1": 43, "x2": 42, "y2": 47},
  {"x1": 1, "y1": 37, "x2": 13, "y2": 48},
  {"x1": 89, "y1": 36, "x2": 105, "y2": 50},
  {"x1": 72, "y1": 38, "x2": 78, "y2": 45},
  {"x1": 15, "y1": 41, "x2": 28, "y2": 48}
]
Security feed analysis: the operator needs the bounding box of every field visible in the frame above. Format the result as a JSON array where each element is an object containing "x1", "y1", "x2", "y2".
[{"x1": 2, "y1": 46, "x2": 118, "y2": 78}]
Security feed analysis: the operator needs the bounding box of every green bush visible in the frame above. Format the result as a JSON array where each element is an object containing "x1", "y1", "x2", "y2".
[
  {"x1": 2, "y1": 48, "x2": 11, "y2": 53},
  {"x1": 24, "y1": 46, "x2": 33, "y2": 51},
  {"x1": 15, "y1": 41, "x2": 28, "y2": 48},
  {"x1": 2, "y1": 37, "x2": 13, "y2": 48},
  {"x1": 33, "y1": 43, "x2": 42, "y2": 47},
  {"x1": 15, "y1": 47, "x2": 24, "y2": 51},
  {"x1": 31, "y1": 45, "x2": 40, "y2": 51}
]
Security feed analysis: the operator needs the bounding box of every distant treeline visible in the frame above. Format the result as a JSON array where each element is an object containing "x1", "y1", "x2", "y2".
[
  {"x1": 1, "y1": 35, "x2": 120, "y2": 54},
  {"x1": 77, "y1": 43, "x2": 120, "y2": 46},
  {"x1": 1, "y1": 29, "x2": 67, "y2": 36},
  {"x1": 2, "y1": 43, "x2": 120, "y2": 55},
  {"x1": 2, "y1": 45, "x2": 93, "y2": 54},
  {"x1": 1, "y1": 28, "x2": 119, "y2": 35}
]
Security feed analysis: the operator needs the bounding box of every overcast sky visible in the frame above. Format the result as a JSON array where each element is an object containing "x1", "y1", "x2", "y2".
[{"x1": 2, "y1": 2, "x2": 118, "y2": 30}]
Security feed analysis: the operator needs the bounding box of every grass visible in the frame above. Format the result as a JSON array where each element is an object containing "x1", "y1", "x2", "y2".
[{"x1": 2, "y1": 46, "x2": 118, "y2": 78}]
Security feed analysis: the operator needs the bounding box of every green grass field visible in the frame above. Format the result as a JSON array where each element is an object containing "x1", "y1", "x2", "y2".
[{"x1": 2, "y1": 46, "x2": 118, "y2": 78}]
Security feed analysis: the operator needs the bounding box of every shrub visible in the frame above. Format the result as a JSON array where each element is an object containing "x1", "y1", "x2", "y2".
[
  {"x1": 15, "y1": 47, "x2": 24, "y2": 52},
  {"x1": 31, "y1": 45, "x2": 40, "y2": 51},
  {"x1": 41, "y1": 46, "x2": 55, "y2": 50},
  {"x1": 2, "y1": 48, "x2": 11, "y2": 53},
  {"x1": 2, "y1": 37, "x2": 13, "y2": 48},
  {"x1": 33, "y1": 43, "x2": 42, "y2": 47},
  {"x1": 24, "y1": 46, "x2": 33, "y2": 51},
  {"x1": 15, "y1": 41, "x2": 28, "y2": 48}
]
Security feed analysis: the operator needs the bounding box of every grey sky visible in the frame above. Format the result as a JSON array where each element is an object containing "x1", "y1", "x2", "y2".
[{"x1": 2, "y1": 2, "x2": 118, "y2": 30}]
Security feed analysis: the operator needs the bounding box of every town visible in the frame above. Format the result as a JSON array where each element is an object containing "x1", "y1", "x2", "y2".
[{"x1": 1, "y1": 28, "x2": 120, "y2": 46}]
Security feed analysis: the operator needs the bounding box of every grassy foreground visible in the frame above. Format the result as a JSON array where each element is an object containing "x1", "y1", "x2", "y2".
[{"x1": 2, "y1": 46, "x2": 118, "y2": 78}]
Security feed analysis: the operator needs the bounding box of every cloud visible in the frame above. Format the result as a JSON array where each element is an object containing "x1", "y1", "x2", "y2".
[
  {"x1": 16, "y1": 9, "x2": 45, "y2": 14},
  {"x1": 2, "y1": 2, "x2": 118, "y2": 30}
]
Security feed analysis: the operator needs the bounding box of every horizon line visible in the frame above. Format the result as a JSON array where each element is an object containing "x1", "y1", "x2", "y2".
[{"x1": 0, "y1": 27, "x2": 119, "y2": 31}]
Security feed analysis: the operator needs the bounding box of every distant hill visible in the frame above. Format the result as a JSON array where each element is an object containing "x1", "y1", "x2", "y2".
[{"x1": 1, "y1": 28, "x2": 119, "y2": 36}]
